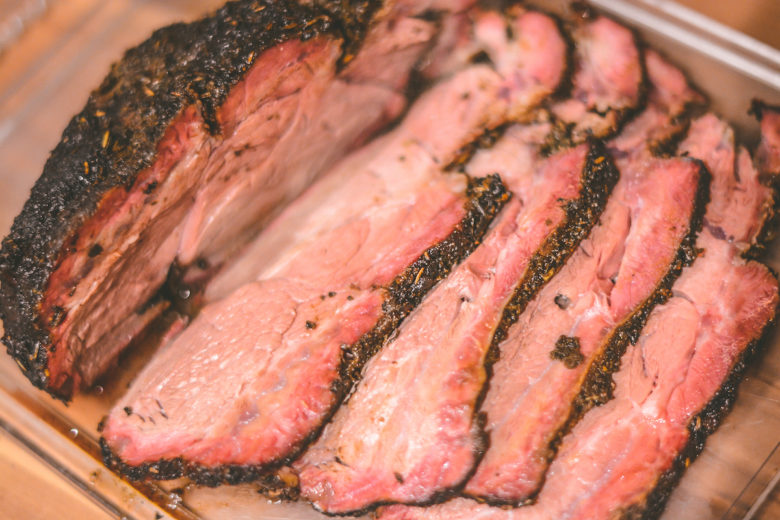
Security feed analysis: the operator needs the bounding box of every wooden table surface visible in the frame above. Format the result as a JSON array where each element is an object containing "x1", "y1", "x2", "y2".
[
  {"x1": 0, "y1": 1, "x2": 778, "y2": 519},
  {"x1": 677, "y1": 0, "x2": 780, "y2": 50}
]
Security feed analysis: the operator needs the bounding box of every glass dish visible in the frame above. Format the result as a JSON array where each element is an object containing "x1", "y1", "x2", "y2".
[{"x1": 0, "y1": 1, "x2": 778, "y2": 518}]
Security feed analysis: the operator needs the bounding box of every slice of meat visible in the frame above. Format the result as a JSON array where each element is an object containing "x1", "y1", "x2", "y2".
[
  {"x1": 296, "y1": 141, "x2": 617, "y2": 514},
  {"x1": 748, "y1": 100, "x2": 780, "y2": 249},
  {"x1": 100, "y1": 8, "x2": 570, "y2": 487},
  {"x1": 455, "y1": 55, "x2": 706, "y2": 501},
  {"x1": 205, "y1": 8, "x2": 570, "y2": 302},
  {"x1": 416, "y1": 5, "x2": 570, "y2": 92},
  {"x1": 462, "y1": 153, "x2": 706, "y2": 504},
  {"x1": 297, "y1": 52, "x2": 695, "y2": 515},
  {"x1": 0, "y1": 0, "x2": 444, "y2": 399},
  {"x1": 309, "y1": 47, "x2": 688, "y2": 516},
  {"x1": 457, "y1": 65, "x2": 707, "y2": 501},
  {"x1": 681, "y1": 115, "x2": 776, "y2": 255},
  {"x1": 379, "y1": 107, "x2": 780, "y2": 520},
  {"x1": 544, "y1": 15, "x2": 645, "y2": 153},
  {"x1": 526, "y1": 238, "x2": 777, "y2": 520},
  {"x1": 752, "y1": 100, "x2": 780, "y2": 177},
  {"x1": 608, "y1": 50, "x2": 704, "y2": 158}
]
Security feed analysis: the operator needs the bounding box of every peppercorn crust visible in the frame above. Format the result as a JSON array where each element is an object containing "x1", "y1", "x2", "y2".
[{"x1": 0, "y1": 0, "x2": 382, "y2": 398}]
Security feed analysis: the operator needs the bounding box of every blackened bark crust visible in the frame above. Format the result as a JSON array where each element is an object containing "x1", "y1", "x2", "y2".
[
  {"x1": 524, "y1": 160, "x2": 711, "y2": 506},
  {"x1": 0, "y1": 0, "x2": 382, "y2": 397},
  {"x1": 101, "y1": 173, "x2": 510, "y2": 488},
  {"x1": 617, "y1": 312, "x2": 778, "y2": 520}
]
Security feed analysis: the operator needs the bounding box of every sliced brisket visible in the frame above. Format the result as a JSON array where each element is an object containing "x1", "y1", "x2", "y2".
[
  {"x1": 462, "y1": 155, "x2": 706, "y2": 504},
  {"x1": 0, "y1": 0, "x2": 445, "y2": 399},
  {"x1": 608, "y1": 50, "x2": 704, "y2": 157},
  {"x1": 753, "y1": 100, "x2": 780, "y2": 178},
  {"x1": 544, "y1": 15, "x2": 645, "y2": 152},
  {"x1": 100, "y1": 8, "x2": 569, "y2": 486},
  {"x1": 298, "y1": 48, "x2": 694, "y2": 517},
  {"x1": 539, "y1": 238, "x2": 777, "y2": 520},
  {"x1": 681, "y1": 115, "x2": 775, "y2": 256},
  {"x1": 378, "y1": 106, "x2": 780, "y2": 520},
  {"x1": 296, "y1": 141, "x2": 617, "y2": 514},
  {"x1": 458, "y1": 50, "x2": 705, "y2": 505}
]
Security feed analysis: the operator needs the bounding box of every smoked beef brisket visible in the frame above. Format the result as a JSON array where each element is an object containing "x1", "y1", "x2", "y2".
[
  {"x1": 0, "y1": 0, "x2": 444, "y2": 399},
  {"x1": 462, "y1": 157, "x2": 706, "y2": 504},
  {"x1": 2, "y1": 0, "x2": 778, "y2": 517},
  {"x1": 543, "y1": 14, "x2": 645, "y2": 153},
  {"x1": 100, "y1": 7, "x2": 570, "y2": 486},
  {"x1": 295, "y1": 31, "x2": 669, "y2": 513},
  {"x1": 296, "y1": 140, "x2": 617, "y2": 514},
  {"x1": 378, "y1": 85, "x2": 780, "y2": 520}
]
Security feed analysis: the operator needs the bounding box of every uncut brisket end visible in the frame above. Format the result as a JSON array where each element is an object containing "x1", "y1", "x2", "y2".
[
  {"x1": 296, "y1": 140, "x2": 617, "y2": 514},
  {"x1": 0, "y1": 0, "x2": 439, "y2": 399},
  {"x1": 100, "y1": 8, "x2": 570, "y2": 485}
]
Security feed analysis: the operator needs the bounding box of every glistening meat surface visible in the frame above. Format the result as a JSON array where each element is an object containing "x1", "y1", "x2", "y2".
[
  {"x1": 100, "y1": 8, "x2": 569, "y2": 486},
  {"x1": 516, "y1": 237, "x2": 777, "y2": 520},
  {"x1": 462, "y1": 154, "x2": 705, "y2": 504},
  {"x1": 206, "y1": 7, "x2": 570, "y2": 301},
  {"x1": 0, "y1": 0, "x2": 439, "y2": 399},
  {"x1": 379, "y1": 106, "x2": 780, "y2": 520},
  {"x1": 296, "y1": 141, "x2": 617, "y2": 514},
  {"x1": 297, "y1": 49, "x2": 697, "y2": 515},
  {"x1": 379, "y1": 234, "x2": 778, "y2": 520},
  {"x1": 377, "y1": 51, "x2": 709, "y2": 520}
]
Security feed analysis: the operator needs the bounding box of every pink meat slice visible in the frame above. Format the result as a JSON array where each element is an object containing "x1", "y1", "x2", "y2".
[
  {"x1": 297, "y1": 52, "x2": 699, "y2": 514},
  {"x1": 753, "y1": 100, "x2": 780, "y2": 176},
  {"x1": 520, "y1": 240, "x2": 777, "y2": 520},
  {"x1": 101, "y1": 9, "x2": 567, "y2": 473},
  {"x1": 418, "y1": 5, "x2": 569, "y2": 87},
  {"x1": 35, "y1": 9, "x2": 438, "y2": 396},
  {"x1": 550, "y1": 16, "x2": 644, "y2": 140},
  {"x1": 608, "y1": 50, "x2": 704, "y2": 156},
  {"x1": 379, "y1": 239, "x2": 775, "y2": 520},
  {"x1": 379, "y1": 106, "x2": 780, "y2": 520},
  {"x1": 462, "y1": 154, "x2": 703, "y2": 503},
  {"x1": 680, "y1": 114, "x2": 774, "y2": 253},
  {"x1": 296, "y1": 142, "x2": 604, "y2": 514}
]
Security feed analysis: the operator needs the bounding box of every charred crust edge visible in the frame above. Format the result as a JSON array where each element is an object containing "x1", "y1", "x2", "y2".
[
  {"x1": 618, "y1": 101, "x2": 780, "y2": 518},
  {"x1": 462, "y1": 138, "x2": 621, "y2": 505},
  {"x1": 466, "y1": 151, "x2": 710, "y2": 506},
  {"x1": 616, "y1": 297, "x2": 779, "y2": 520},
  {"x1": 745, "y1": 99, "x2": 780, "y2": 259},
  {"x1": 540, "y1": 13, "x2": 649, "y2": 157},
  {"x1": 517, "y1": 158, "x2": 709, "y2": 507},
  {"x1": 100, "y1": 174, "x2": 510, "y2": 490},
  {"x1": 0, "y1": 0, "x2": 383, "y2": 399}
]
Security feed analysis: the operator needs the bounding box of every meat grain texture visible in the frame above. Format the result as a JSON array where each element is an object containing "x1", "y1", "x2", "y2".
[
  {"x1": 0, "y1": 1, "x2": 778, "y2": 519},
  {"x1": 0, "y1": 0, "x2": 433, "y2": 398},
  {"x1": 297, "y1": 140, "x2": 617, "y2": 514},
  {"x1": 100, "y1": 5, "x2": 570, "y2": 486}
]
